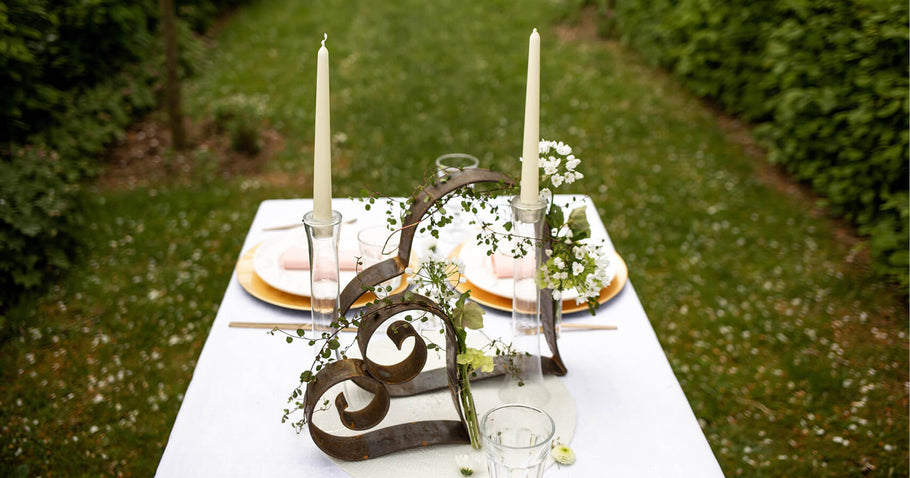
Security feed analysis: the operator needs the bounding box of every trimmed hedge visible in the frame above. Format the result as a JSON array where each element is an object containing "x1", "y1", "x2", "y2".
[
  {"x1": 0, "y1": 0, "x2": 244, "y2": 315},
  {"x1": 611, "y1": 0, "x2": 909, "y2": 291}
]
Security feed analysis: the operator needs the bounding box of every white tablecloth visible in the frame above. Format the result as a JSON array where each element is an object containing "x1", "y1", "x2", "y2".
[{"x1": 156, "y1": 196, "x2": 725, "y2": 477}]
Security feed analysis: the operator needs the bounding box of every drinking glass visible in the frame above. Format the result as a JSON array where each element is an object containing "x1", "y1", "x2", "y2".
[
  {"x1": 481, "y1": 404, "x2": 556, "y2": 478},
  {"x1": 435, "y1": 153, "x2": 479, "y2": 175},
  {"x1": 357, "y1": 225, "x2": 401, "y2": 298},
  {"x1": 434, "y1": 153, "x2": 479, "y2": 245}
]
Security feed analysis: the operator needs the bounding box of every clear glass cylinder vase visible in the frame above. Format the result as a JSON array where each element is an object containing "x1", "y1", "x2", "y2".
[
  {"x1": 303, "y1": 210, "x2": 342, "y2": 333},
  {"x1": 499, "y1": 196, "x2": 550, "y2": 407}
]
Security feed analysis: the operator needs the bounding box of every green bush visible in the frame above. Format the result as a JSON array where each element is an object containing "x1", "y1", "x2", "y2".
[
  {"x1": 1, "y1": 0, "x2": 236, "y2": 146},
  {"x1": 213, "y1": 94, "x2": 269, "y2": 154},
  {"x1": 0, "y1": 0, "x2": 248, "y2": 317},
  {"x1": 612, "y1": 0, "x2": 909, "y2": 291},
  {"x1": 0, "y1": 147, "x2": 81, "y2": 313}
]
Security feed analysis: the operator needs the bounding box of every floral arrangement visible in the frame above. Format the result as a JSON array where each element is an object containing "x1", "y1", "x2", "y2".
[
  {"x1": 536, "y1": 139, "x2": 613, "y2": 314},
  {"x1": 278, "y1": 139, "x2": 604, "y2": 461}
]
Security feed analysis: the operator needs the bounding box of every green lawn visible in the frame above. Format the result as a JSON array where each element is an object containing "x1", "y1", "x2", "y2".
[{"x1": 1, "y1": 0, "x2": 907, "y2": 476}]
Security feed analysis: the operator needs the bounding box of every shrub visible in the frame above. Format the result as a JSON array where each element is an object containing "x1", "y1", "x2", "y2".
[
  {"x1": 213, "y1": 94, "x2": 269, "y2": 154},
  {"x1": 0, "y1": 146, "x2": 81, "y2": 312},
  {"x1": 612, "y1": 0, "x2": 909, "y2": 291},
  {"x1": 0, "y1": 0, "x2": 249, "y2": 317}
]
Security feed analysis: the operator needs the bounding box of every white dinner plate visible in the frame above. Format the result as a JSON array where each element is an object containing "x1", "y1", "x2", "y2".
[
  {"x1": 457, "y1": 239, "x2": 617, "y2": 302},
  {"x1": 253, "y1": 228, "x2": 359, "y2": 297}
]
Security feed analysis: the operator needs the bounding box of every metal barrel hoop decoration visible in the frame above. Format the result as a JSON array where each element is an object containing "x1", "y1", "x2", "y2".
[{"x1": 303, "y1": 168, "x2": 567, "y2": 461}]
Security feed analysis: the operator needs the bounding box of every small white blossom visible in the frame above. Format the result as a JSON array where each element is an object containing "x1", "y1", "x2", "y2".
[
  {"x1": 555, "y1": 142, "x2": 572, "y2": 156},
  {"x1": 455, "y1": 452, "x2": 483, "y2": 476},
  {"x1": 551, "y1": 442, "x2": 576, "y2": 465},
  {"x1": 571, "y1": 261, "x2": 585, "y2": 276}
]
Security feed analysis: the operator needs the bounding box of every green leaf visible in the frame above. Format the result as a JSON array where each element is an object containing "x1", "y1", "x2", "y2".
[
  {"x1": 455, "y1": 301, "x2": 485, "y2": 330},
  {"x1": 567, "y1": 207, "x2": 591, "y2": 240},
  {"x1": 547, "y1": 206, "x2": 565, "y2": 230}
]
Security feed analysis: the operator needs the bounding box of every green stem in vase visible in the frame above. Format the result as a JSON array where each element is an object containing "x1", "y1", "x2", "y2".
[
  {"x1": 458, "y1": 362, "x2": 482, "y2": 449},
  {"x1": 455, "y1": 331, "x2": 482, "y2": 449}
]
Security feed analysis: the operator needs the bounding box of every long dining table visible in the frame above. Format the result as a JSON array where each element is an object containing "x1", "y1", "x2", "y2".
[{"x1": 156, "y1": 196, "x2": 725, "y2": 477}]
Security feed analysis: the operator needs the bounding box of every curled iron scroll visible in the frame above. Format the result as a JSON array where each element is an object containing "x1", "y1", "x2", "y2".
[{"x1": 304, "y1": 168, "x2": 567, "y2": 461}]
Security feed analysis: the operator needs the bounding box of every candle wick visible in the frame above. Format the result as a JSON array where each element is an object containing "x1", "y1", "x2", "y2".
[{"x1": 321, "y1": 33, "x2": 327, "y2": 47}]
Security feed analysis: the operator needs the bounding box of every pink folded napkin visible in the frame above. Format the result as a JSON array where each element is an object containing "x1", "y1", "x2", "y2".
[
  {"x1": 490, "y1": 252, "x2": 515, "y2": 278},
  {"x1": 489, "y1": 251, "x2": 537, "y2": 279},
  {"x1": 279, "y1": 245, "x2": 361, "y2": 271}
]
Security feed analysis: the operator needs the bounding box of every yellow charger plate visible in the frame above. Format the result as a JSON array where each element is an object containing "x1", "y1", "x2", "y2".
[
  {"x1": 449, "y1": 243, "x2": 628, "y2": 314},
  {"x1": 236, "y1": 242, "x2": 409, "y2": 311}
]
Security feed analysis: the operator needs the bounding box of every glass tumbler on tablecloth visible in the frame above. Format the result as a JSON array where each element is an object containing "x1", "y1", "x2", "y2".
[
  {"x1": 481, "y1": 404, "x2": 556, "y2": 478},
  {"x1": 500, "y1": 196, "x2": 550, "y2": 407},
  {"x1": 303, "y1": 210, "x2": 342, "y2": 332},
  {"x1": 435, "y1": 153, "x2": 479, "y2": 245},
  {"x1": 357, "y1": 225, "x2": 401, "y2": 298}
]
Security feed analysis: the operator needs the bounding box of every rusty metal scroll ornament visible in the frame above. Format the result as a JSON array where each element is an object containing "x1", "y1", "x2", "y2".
[{"x1": 302, "y1": 168, "x2": 567, "y2": 461}]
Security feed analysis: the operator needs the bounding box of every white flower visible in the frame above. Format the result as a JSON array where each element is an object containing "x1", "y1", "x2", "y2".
[
  {"x1": 455, "y1": 452, "x2": 483, "y2": 476},
  {"x1": 552, "y1": 257, "x2": 565, "y2": 270},
  {"x1": 571, "y1": 262, "x2": 585, "y2": 276},
  {"x1": 538, "y1": 188, "x2": 552, "y2": 203},
  {"x1": 543, "y1": 159, "x2": 559, "y2": 176},
  {"x1": 555, "y1": 142, "x2": 572, "y2": 156},
  {"x1": 565, "y1": 156, "x2": 580, "y2": 170},
  {"x1": 551, "y1": 174, "x2": 564, "y2": 188},
  {"x1": 551, "y1": 442, "x2": 576, "y2": 465}
]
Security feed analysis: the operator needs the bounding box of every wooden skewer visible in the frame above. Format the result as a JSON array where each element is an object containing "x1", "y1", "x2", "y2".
[
  {"x1": 262, "y1": 218, "x2": 357, "y2": 231},
  {"x1": 228, "y1": 321, "x2": 616, "y2": 332},
  {"x1": 229, "y1": 322, "x2": 358, "y2": 332},
  {"x1": 560, "y1": 323, "x2": 618, "y2": 331}
]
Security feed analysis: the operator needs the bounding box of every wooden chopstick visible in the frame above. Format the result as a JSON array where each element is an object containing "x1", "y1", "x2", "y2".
[
  {"x1": 229, "y1": 322, "x2": 358, "y2": 332},
  {"x1": 262, "y1": 218, "x2": 357, "y2": 231},
  {"x1": 228, "y1": 321, "x2": 616, "y2": 332},
  {"x1": 560, "y1": 323, "x2": 617, "y2": 331}
]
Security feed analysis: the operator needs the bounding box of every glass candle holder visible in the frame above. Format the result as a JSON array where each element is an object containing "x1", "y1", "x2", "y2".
[
  {"x1": 303, "y1": 210, "x2": 342, "y2": 333},
  {"x1": 500, "y1": 196, "x2": 550, "y2": 407},
  {"x1": 481, "y1": 404, "x2": 555, "y2": 478}
]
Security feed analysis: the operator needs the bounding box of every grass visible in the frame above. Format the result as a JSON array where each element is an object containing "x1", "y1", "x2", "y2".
[{"x1": 1, "y1": 0, "x2": 907, "y2": 476}]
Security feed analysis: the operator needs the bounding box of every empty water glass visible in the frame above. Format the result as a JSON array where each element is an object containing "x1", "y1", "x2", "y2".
[
  {"x1": 481, "y1": 404, "x2": 556, "y2": 478},
  {"x1": 434, "y1": 153, "x2": 479, "y2": 244},
  {"x1": 357, "y1": 225, "x2": 401, "y2": 297},
  {"x1": 435, "y1": 153, "x2": 479, "y2": 176}
]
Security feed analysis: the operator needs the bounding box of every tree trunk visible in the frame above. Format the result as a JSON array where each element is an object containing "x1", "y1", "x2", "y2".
[{"x1": 160, "y1": 0, "x2": 187, "y2": 150}]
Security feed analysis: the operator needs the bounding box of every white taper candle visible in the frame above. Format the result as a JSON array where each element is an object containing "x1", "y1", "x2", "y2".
[
  {"x1": 313, "y1": 34, "x2": 332, "y2": 221},
  {"x1": 519, "y1": 28, "x2": 540, "y2": 205}
]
